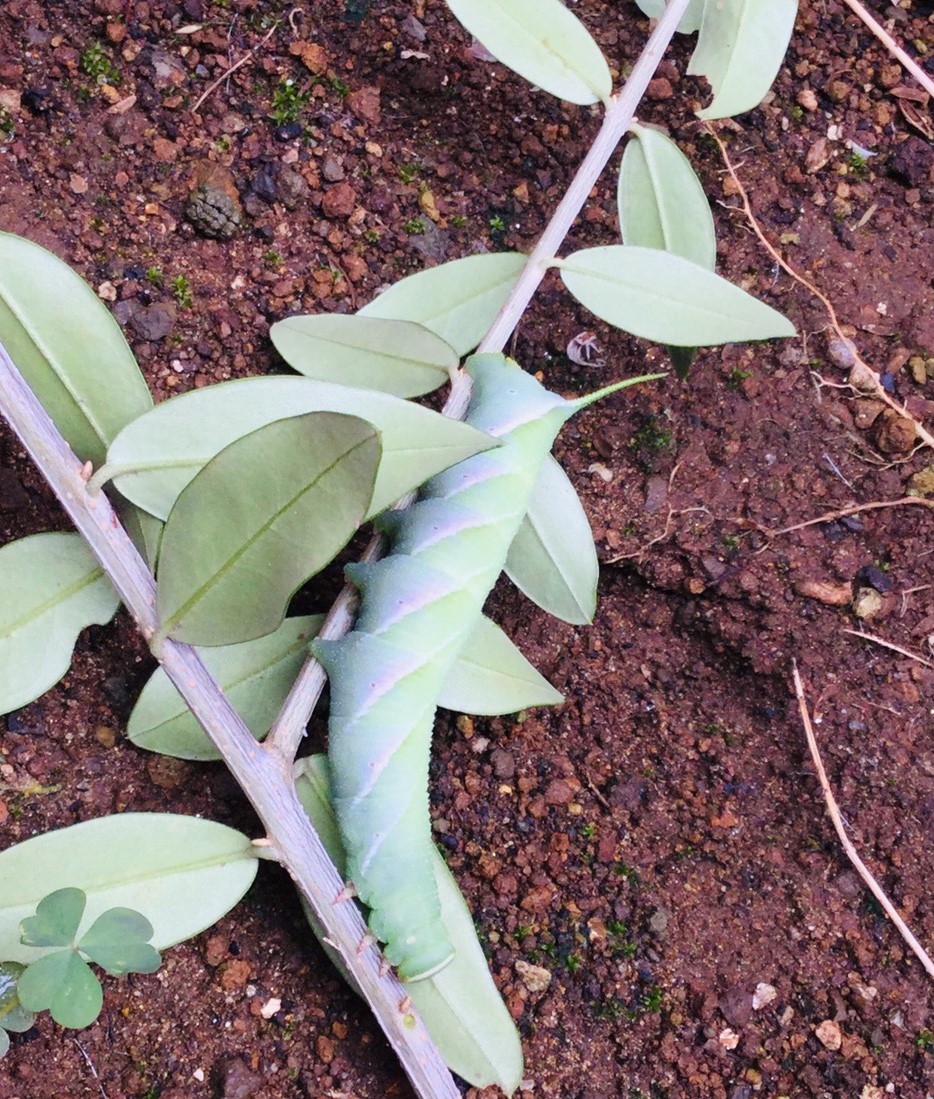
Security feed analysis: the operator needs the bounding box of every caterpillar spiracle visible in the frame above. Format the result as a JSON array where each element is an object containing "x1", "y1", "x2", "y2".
[{"x1": 313, "y1": 353, "x2": 614, "y2": 980}]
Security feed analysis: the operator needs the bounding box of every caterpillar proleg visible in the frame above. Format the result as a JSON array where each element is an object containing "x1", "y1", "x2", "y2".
[{"x1": 314, "y1": 353, "x2": 625, "y2": 980}]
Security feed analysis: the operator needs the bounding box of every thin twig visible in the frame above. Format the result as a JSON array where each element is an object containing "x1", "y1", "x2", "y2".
[
  {"x1": 763, "y1": 495, "x2": 934, "y2": 538},
  {"x1": 71, "y1": 1038, "x2": 107, "y2": 1099},
  {"x1": 792, "y1": 662, "x2": 934, "y2": 980},
  {"x1": 708, "y1": 126, "x2": 934, "y2": 452},
  {"x1": 0, "y1": 341, "x2": 460, "y2": 1099},
  {"x1": 843, "y1": 627, "x2": 934, "y2": 670},
  {"x1": 841, "y1": 0, "x2": 934, "y2": 99},
  {"x1": 191, "y1": 14, "x2": 286, "y2": 114},
  {"x1": 266, "y1": 0, "x2": 695, "y2": 759},
  {"x1": 473, "y1": 0, "x2": 694, "y2": 377}
]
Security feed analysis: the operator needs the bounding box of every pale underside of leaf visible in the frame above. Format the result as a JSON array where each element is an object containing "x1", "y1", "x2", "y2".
[
  {"x1": 0, "y1": 232, "x2": 152, "y2": 466},
  {"x1": 103, "y1": 376, "x2": 496, "y2": 522},
  {"x1": 270, "y1": 315, "x2": 457, "y2": 398},
  {"x1": 618, "y1": 123, "x2": 716, "y2": 270},
  {"x1": 559, "y1": 246, "x2": 796, "y2": 347},
  {"x1": 690, "y1": 0, "x2": 799, "y2": 120},
  {"x1": 437, "y1": 614, "x2": 563, "y2": 715},
  {"x1": 0, "y1": 815, "x2": 257, "y2": 964},
  {"x1": 294, "y1": 756, "x2": 524, "y2": 1095},
  {"x1": 357, "y1": 252, "x2": 526, "y2": 355},
  {"x1": 445, "y1": 0, "x2": 611, "y2": 105},
  {"x1": 505, "y1": 455, "x2": 598, "y2": 625},
  {"x1": 127, "y1": 615, "x2": 323, "y2": 760},
  {"x1": 156, "y1": 413, "x2": 379, "y2": 646},
  {"x1": 631, "y1": 0, "x2": 705, "y2": 33},
  {"x1": 0, "y1": 533, "x2": 121, "y2": 716}
]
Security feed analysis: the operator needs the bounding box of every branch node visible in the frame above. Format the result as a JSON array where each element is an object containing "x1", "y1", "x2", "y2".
[{"x1": 333, "y1": 882, "x2": 357, "y2": 905}]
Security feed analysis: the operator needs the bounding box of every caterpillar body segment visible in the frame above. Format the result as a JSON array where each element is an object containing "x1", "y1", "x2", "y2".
[{"x1": 314, "y1": 353, "x2": 579, "y2": 981}]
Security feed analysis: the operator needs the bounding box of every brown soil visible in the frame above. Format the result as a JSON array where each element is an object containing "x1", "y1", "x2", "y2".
[{"x1": 2, "y1": 2, "x2": 934, "y2": 1098}]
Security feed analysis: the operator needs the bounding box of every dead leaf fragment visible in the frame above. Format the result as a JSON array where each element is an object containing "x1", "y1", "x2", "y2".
[
  {"x1": 897, "y1": 99, "x2": 934, "y2": 140},
  {"x1": 418, "y1": 188, "x2": 440, "y2": 222},
  {"x1": 806, "y1": 137, "x2": 830, "y2": 174},
  {"x1": 793, "y1": 578, "x2": 852, "y2": 606}
]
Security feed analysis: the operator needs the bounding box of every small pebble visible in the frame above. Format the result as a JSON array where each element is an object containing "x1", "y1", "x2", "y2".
[
  {"x1": 515, "y1": 959, "x2": 551, "y2": 993},
  {"x1": 718, "y1": 1027, "x2": 740, "y2": 1050},
  {"x1": 852, "y1": 587, "x2": 883, "y2": 620},
  {"x1": 815, "y1": 1019, "x2": 842, "y2": 1050},
  {"x1": 213, "y1": 1055, "x2": 262, "y2": 1099}
]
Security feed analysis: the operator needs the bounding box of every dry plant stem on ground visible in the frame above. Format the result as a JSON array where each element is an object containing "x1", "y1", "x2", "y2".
[
  {"x1": 189, "y1": 9, "x2": 289, "y2": 114},
  {"x1": 0, "y1": 341, "x2": 461, "y2": 1099},
  {"x1": 792, "y1": 662, "x2": 934, "y2": 981},
  {"x1": 843, "y1": 627, "x2": 934, "y2": 671},
  {"x1": 268, "y1": 0, "x2": 695, "y2": 759},
  {"x1": 708, "y1": 126, "x2": 934, "y2": 453},
  {"x1": 764, "y1": 495, "x2": 934, "y2": 538},
  {"x1": 841, "y1": 0, "x2": 934, "y2": 99}
]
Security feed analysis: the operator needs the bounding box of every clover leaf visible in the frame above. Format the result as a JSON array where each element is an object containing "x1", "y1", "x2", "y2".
[{"x1": 16, "y1": 888, "x2": 161, "y2": 1029}]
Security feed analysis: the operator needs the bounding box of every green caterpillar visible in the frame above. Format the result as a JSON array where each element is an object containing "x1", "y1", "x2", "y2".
[{"x1": 314, "y1": 353, "x2": 617, "y2": 980}]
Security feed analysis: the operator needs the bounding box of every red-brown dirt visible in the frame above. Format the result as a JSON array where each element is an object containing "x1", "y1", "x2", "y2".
[{"x1": 2, "y1": 2, "x2": 934, "y2": 1097}]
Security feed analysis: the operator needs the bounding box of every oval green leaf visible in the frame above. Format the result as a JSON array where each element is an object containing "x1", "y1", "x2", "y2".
[
  {"x1": 0, "y1": 532, "x2": 121, "y2": 716},
  {"x1": 128, "y1": 614, "x2": 323, "y2": 760},
  {"x1": 358, "y1": 252, "x2": 526, "y2": 356},
  {"x1": 102, "y1": 376, "x2": 496, "y2": 523},
  {"x1": 632, "y1": 0, "x2": 704, "y2": 33},
  {"x1": 271, "y1": 315, "x2": 457, "y2": 398},
  {"x1": 505, "y1": 455, "x2": 597, "y2": 625},
  {"x1": 559, "y1": 246, "x2": 795, "y2": 347},
  {"x1": 156, "y1": 413, "x2": 379, "y2": 645},
  {"x1": 618, "y1": 124, "x2": 716, "y2": 269},
  {"x1": 294, "y1": 756, "x2": 524, "y2": 1095},
  {"x1": 439, "y1": 615, "x2": 563, "y2": 715},
  {"x1": 0, "y1": 232, "x2": 153, "y2": 467},
  {"x1": 0, "y1": 814, "x2": 257, "y2": 964},
  {"x1": 690, "y1": 0, "x2": 799, "y2": 120},
  {"x1": 445, "y1": 0, "x2": 611, "y2": 105}
]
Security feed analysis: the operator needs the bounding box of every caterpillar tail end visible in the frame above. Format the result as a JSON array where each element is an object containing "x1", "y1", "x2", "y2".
[
  {"x1": 368, "y1": 901, "x2": 456, "y2": 982},
  {"x1": 391, "y1": 940, "x2": 456, "y2": 983}
]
